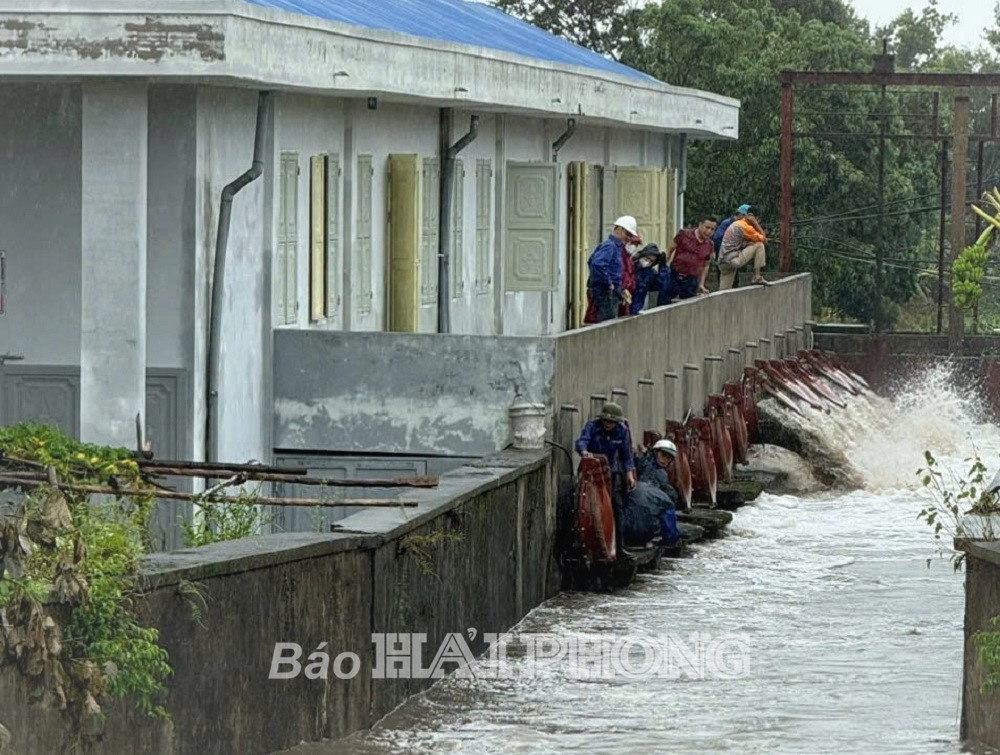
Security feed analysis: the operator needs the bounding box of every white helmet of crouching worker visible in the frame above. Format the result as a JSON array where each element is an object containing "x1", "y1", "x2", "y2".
[{"x1": 651, "y1": 439, "x2": 677, "y2": 457}]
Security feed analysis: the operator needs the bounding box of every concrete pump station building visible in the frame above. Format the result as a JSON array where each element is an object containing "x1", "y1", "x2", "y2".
[{"x1": 0, "y1": 0, "x2": 745, "y2": 546}]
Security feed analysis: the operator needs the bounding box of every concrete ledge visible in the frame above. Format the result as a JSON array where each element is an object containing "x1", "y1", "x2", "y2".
[{"x1": 140, "y1": 449, "x2": 550, "y2": 589}]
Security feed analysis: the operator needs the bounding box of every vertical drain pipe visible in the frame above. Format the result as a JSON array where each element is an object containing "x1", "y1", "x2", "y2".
[
  {"x1": 551, "y1": 118, "x2": 577, "y2": 162},
  {"x1": 205, "y1": 90, "x2": 273, "y2": 462},
  {"x1": 438, "y1": 113, "x2": 479, "y2": 333}
]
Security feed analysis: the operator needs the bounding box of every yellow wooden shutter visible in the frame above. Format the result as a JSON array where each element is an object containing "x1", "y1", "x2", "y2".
[
  {"x1": 387, "y1": 154, "x2": 421, "y2": 332},
  {"x1": 309, "y1": 155, "x2": 326, "y2": 322}
]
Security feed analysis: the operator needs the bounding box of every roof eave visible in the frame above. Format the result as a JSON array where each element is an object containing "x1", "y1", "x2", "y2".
[{"x1": 0, "y1": 2, "x2": 741, "y2": 137}]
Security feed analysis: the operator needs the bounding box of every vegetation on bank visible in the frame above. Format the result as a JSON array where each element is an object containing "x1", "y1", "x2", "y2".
[
  {"x1": 918, "y1": 448, "x2": 1000, "y2": 693},
  {"x1": 0, "y1": 422, "x2": 171, "y2": 736},
  {"x1": 917, "y1": 449, "x2": 1000, "y2": 570}
]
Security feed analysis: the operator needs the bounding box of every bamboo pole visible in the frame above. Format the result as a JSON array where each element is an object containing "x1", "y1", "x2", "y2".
[
  {"x1": 0, "y1": 476, "x2": 417, "y2": 508},
  {"x1": 136, "y1": 459, "x2": 310, "y2": 475},
  {"x1": 140, "y1": 467, "x2": 439, "y2": 488}
]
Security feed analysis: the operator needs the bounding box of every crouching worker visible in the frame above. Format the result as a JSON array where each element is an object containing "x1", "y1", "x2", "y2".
[
  {"x1": 622, "y1": 439, "x2": 682, "y2": 547},
  {"x1": 575, "y1": 401, "x2": 636, "y2": 555},
  {"x1": 630, "y1": 243, "x2": 666, "y2": 314}
]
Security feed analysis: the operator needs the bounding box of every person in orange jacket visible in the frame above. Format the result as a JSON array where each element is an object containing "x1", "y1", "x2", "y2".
[{"x1": 718, "y1": 206, "x2": 770, "y2": 289}]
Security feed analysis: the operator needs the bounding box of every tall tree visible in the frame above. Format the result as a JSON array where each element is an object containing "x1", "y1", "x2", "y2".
[{"x1": 490, "y1": 0, "x2": 641, "y2": 57}]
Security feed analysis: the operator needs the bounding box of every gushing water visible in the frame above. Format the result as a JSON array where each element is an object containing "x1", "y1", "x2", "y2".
[{"x1": 757, "y1": 362, "x2": 1000, "y2": 491}]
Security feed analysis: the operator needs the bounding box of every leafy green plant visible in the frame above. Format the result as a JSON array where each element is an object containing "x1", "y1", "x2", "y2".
[
  {"x1": 181, "y1": 486, "x2": 273, "y2": 547},
  {"x1": 974, "y1": 616, "x2": 1000, "y2": 694},
  {"x1": 917, "y1": 449, "x2": 1000, "y2": 571},
  {"x1": 0, "y1": 422, "x2": 172, "y2": 734}
]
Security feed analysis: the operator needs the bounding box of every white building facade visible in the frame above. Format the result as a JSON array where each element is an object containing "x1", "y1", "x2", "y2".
[{"x1": 0, "y1": 0, "x2": 739, "y2": 469}]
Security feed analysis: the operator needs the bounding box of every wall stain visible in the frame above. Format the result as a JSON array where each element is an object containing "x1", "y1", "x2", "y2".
[{"x1": 0, "y1": 15, "x2": 225, "y2": 62}]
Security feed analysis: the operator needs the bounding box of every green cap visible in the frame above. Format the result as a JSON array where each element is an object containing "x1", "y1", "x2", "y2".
[{"x1": 598, "y1": 401, "x2": 625, "y2": 422}]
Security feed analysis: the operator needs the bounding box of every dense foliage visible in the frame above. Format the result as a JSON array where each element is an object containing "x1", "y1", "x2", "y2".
[
  {"x1": 0, "y1": 423, "x2": 170, "y2": 737},
  {"x1": 493, "y1": 0, "x2": 1000, "y2": 329}
]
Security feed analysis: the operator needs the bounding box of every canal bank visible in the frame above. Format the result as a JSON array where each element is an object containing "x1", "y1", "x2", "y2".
[
  {"x1": 1, "y1": 277, "x2": 812, "y2": 754},
  {"x1": 291, "y1": 370, "x2": 988, "y2": 755},
  {"x1": 0, "y1": 450, "x2": 556, "y2": 754}
]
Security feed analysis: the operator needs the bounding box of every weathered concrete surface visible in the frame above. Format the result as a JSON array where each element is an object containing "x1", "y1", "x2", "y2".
[
  {"x1": 273, "y1": 330, "x2": 554, "y2": 456},
  {"x1": 79, "y1": 80, "x2": 148, "y2": 447},
  {"x1": 0, "y1": 4, "x2": 739, "y2": 138},
  {"x1": 0, "y1": 450, "x2": 554, "y2": 755},
  {"x1": 554, "y1": 274, "x2": 812, "y2": 433},
  {"x1": 813, "y1": 332, "x2": 1000, "y2": 417},
  {"x1": 957, "y1": 541, "x2": 1000, "y2": 749}
]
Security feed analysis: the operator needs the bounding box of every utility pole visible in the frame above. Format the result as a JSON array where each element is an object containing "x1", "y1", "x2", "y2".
[
  {"x1": 779, "y1": 77, "x2": 793, "y2": 273},
  {"x1": 874, "y1": 80, "x2": 888, "y2": 331},
  {"x1": 949, "y1": 88, "x2": 970, "y2": 352}
]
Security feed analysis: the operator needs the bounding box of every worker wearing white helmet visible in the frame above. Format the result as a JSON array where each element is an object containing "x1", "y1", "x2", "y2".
[
  {"x1": 635, "y1": 438, "x2": 679, "y2": 505},
  {"x1": 652, "y1": 439, "x2": 678, "y2": 464},
  {"x1": 583, "y1": 214, "x2": 641, "y2": 324}
]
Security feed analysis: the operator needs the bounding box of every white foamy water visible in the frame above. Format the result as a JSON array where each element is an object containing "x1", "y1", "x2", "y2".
[
  {"x1": 283, "y1": 366, "x2": 1000, "y2": 755},
  {"x1": 757, "y1": 363, "x2": 1000, "y2": 491}
]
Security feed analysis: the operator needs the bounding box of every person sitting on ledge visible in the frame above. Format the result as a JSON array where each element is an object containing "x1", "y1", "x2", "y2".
[{"x1": 718, "y1": 205, "x2": 770, "y2": 289}]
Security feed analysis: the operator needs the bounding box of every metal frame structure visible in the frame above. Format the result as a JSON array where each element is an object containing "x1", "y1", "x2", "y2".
[{"x1": 779, "y1": 60, "x2": 1000, "y2": 334}]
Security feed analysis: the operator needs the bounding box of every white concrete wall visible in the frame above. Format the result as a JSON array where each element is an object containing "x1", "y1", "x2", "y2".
[
  {"x1": 147, "y1": 85, "x2": 197, "y2": 373},
  {"x1": 195, "y1": 87, "x2": 269, "y2": 463},
  {"x1": 271, "y1": 93, "x2": 347, "y2": 330},
  {"x1": 450, "y1": 109, "x2": 497, "y2": 337},
  {"x1": 79, "y1": 81, "x2": 148, "y2": 447},
  {"x1": 0, "y1": 84, "x2": 81, "y2": 366}
]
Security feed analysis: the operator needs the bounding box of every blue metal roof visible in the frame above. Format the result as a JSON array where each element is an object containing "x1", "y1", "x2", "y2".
[{"x1": 240, "y1": 0, "x2": 656, "y2": 82}]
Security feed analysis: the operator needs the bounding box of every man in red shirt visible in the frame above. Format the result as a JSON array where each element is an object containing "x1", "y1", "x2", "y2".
[{"x1": 662, "y1": 217, "x2": 717, "y2": 304}]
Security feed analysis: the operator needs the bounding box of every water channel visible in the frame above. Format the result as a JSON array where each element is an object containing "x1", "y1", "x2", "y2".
[{"x1": 301, "y1": 368, "x2": 997, "y2": 754}]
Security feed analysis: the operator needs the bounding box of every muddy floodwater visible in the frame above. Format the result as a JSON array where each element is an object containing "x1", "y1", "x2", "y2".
[{"x1": 286, "y1": 369, "x2": 998, "y2": 755}]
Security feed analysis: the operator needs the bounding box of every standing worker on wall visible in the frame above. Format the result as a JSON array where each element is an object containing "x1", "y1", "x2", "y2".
[
  {"x1": 584, "y1": 215, "x2": 641, "y2": 323},
  {"x1": 662, "y1": 216, "x2": 717, "y2": 303}
]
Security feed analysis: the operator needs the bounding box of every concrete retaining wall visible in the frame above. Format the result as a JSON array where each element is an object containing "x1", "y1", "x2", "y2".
[
  {"x1": 274, "y1": 275, "x2": 811, "y2": 459},
  {"x1": 553, "y1": 274, "x2": 812, "y2": 435},
  {"x1": 0, "y1": 449, "x2": 556, "y2": 755},
  {"x1": 956, "y1": 540, "x2": 1000, "y2": 749}
]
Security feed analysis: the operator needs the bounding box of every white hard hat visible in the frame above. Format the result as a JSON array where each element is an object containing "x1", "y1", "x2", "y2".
[
  {"x1": 652, "y1": 439, "x2": 677, "y2": 456},
  {"x1": 613, "y1": 215, "x2": 639, "y2": 237}
]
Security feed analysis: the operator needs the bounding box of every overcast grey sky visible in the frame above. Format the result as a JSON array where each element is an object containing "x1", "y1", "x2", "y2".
[{"x1": 849, "y1": 0, "x2": 984, "y2": 50}]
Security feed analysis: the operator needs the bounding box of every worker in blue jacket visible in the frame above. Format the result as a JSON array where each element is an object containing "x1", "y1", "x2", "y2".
[
  {"x1": 575, "y1": 401, "x2": 636, "y2": 490},
  {"x1": 585, "y1": 215, "x2": 639, "y2": 323}
]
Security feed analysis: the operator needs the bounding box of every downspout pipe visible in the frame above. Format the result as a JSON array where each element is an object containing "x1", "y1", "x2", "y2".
[
  {"x1": 551, "y1": 118, "x2": 577, "y2": 162},
  {"x1": 205, "y1": 90, "x2": 273, "y2": 463},
  {"x1": 438, "y1": 113, "x2": 479, "y2": 333},
  {"x1": 677, "y1": 132, "x2": 688, "y2": 229}
]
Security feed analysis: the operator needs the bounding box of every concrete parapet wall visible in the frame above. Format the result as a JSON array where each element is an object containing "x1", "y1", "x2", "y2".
[
  {"x1": 273, "y1": 330, "x2": 554, "y2": 456},
  {"x1": 273, "y1": 277, "x2": 811, "y2": 458},
  {"x1": 0, "y1": 450, "x2": 556, "y2": 755},
  {"x1": 553, "y1": 274, "x2": 812, "y2": 434}
]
